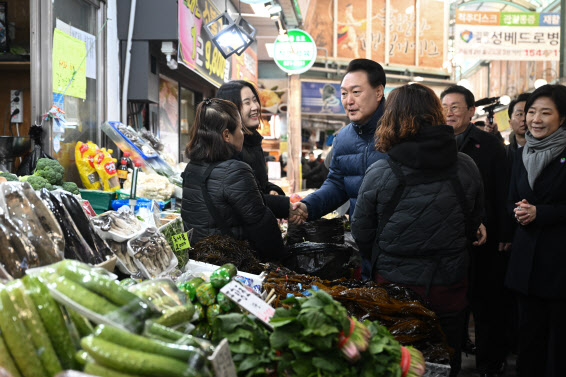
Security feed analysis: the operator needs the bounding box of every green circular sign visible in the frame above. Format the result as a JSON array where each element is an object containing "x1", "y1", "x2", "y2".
[{"x1": 273, "y1": 29, "x2": 317, "y2": 74}]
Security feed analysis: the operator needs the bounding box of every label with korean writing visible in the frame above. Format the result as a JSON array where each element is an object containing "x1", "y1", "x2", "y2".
[
  {"x1": 208, "y1": 338, "x2": 237, "y2": 377},
  {"x1": 220, "y1": 281, "x2": 275, "y2": 328},
  {"x1": 172, "y1": 232, "x2": 191, "y2": 252}
]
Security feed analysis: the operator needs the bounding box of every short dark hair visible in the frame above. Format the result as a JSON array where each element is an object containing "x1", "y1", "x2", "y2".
[
  {"x1": 524, "y1": 84, "x2": 566, "y2": 126},
  {"x1": 508, "y1": 92, "x2": 531, "y2": 117},
  {"x1": 440, "y1": 85, "x2": 475, "y2": 108},
  {"x1": 375, "y1": 83, "x2": 445, "y2": 152},
  {"x1": 216, "y1": 80, "x2": 262, "y2": 131},
  {"x1": 344, "y1": 59, "x2": 386, "y2": 88},
  {"x1": 185, "y1": 98, "x2": 241, "y2": 162}
]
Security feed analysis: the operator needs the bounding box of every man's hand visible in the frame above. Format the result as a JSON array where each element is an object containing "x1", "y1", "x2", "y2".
[
  {"x1": 498, "y1": 242, "x2": 512, "y2": 251},
  {"x1": 514, "y1": 199, "x2": 536, "y2": 226},
  {"x1": 486, "y1": 121, "x2": 498, "y2": 134},
  {"x1": 473, "y1": 223, "x2": 487, "y2": 246},
  {"x1": 289, "y1": 202, "x2": 308, "y2": 225},
  {"x1": 269, "y1": 190, "x2": 279, "y2": 195}
]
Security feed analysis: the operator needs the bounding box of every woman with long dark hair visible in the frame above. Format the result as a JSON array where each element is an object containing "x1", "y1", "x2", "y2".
[
  {"x1": 216, "y1": 80, "x2": 291, "y2": 219},
  {"x1": 181, "y1": 98, "x2": 285, "y2": 261},
  {"x1": 351, "y1": 83, "x2": 485, "y2": 376},
  {"x1": 506, "y1": 84, "x2": 566, "y2": 377}
]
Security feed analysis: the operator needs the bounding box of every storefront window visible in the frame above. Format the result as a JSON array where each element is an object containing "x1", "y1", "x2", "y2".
[
  {"x1": 180, "y1": 87, "x2": 196, "y2": 162},
  {"x1": 51, "y1": 0, "x2": 100, "y2": 184},
  {"x1": 158, "y1": 76, "x2": 179, "y2": 164}
]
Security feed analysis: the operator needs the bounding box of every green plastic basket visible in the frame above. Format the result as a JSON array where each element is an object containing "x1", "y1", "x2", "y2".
[{"x1": 79, "y1": 189, "x2": 116, "y2": 214}]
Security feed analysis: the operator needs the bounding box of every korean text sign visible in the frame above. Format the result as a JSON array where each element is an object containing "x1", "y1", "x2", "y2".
[{"x1": 455, "y1": 11, "x2": 560, "y2": 61}]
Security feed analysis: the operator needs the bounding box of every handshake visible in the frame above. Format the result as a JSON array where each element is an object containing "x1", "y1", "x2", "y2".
[{"x1": 289, "y1": 202, "x2": 308, "y2": 225}]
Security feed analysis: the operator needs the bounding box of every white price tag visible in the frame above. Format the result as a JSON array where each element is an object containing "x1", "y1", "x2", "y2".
[
  {"x1": 220, "y1": 281, "x2": 275, "y2": 328},
  {"x1": 208, "y1": 338, "x2": 237, "y2": 377}
]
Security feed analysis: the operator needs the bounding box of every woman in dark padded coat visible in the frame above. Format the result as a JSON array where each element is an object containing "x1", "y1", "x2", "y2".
[
  {"x1": 181, "y1": 98, "x2": 286, "y2": 261},
  {"x1": 351, "y1": 84, "x2": 485, "y2": 377},
  {"x1": 216, "y1": 80, "x2": 290, "y2": 219}
]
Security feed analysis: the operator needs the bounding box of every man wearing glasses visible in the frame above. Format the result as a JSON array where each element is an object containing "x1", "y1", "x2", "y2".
[{"x1": 441, "y1": 85, "x2": 512, "y2": 377}]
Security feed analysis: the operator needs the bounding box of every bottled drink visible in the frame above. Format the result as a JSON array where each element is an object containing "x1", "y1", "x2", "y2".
[{"x1": 117, "y1": 159, "x2": 129, "y2": 188}]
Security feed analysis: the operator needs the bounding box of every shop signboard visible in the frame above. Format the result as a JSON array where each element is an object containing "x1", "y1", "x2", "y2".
[
  {"x1": 273, "y1": 29, "x2": 317, "y2": 75},
  {"x1": 52, "y1": 28, "x2": 87, "y2": 99},
  {"x1": 178, "y1": 0, "x2": 229, "y2": 87},
  {"x1": 230, "y1": 48, "x2": 258, "y2": 84},
  {"x1": 301, "y1": 81, "x2": 344, "y2": 115},
  {"x1": 455, "y1": 11, "x2": 560, "y2": 61}
]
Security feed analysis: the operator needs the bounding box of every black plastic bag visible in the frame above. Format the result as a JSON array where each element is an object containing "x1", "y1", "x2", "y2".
[
  {"x1": 282, "y1": 242, "x2": 354, "y2": 280},
  {"x1": 287, "y1": 218, "x2": 345, "y2": 245},
  {"x1": 16, "y1": 124, "x2": 54, "y2": 176}
]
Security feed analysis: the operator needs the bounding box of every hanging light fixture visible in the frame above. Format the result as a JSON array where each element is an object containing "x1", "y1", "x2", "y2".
[{"x1": 205, "y1": 0, "x2": 255, "y2": 59}]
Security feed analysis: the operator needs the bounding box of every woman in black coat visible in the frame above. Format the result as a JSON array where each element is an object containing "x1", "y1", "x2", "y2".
[
  {"x1": 181, "y1": 98, "x2": 286, "y2": 261},
  {"x1": 216, "y1": 81, "x2": 290, "y2": 219},
  {"x1": 351, "y1": 84, "x2": 486, "y2": 377},
  {"x1": 506, "y1": 84, "x2": 566, "y2": 377}
]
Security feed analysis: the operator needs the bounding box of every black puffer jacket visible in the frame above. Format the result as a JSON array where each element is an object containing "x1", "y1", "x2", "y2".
[
  {"x1": 181, "y1": 158, "x2": 286, "y2": 261},
  {"x1": 352, "y1": 125, "x2": 483, "y2": 288},
  {"x1": 242, "y1": 130, "x2": 289, "y2": 218}
]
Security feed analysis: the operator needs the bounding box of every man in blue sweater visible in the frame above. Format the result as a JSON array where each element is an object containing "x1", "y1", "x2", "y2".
[{"x1": 292, "y1": 59, "x2": 388, "y2": 279}]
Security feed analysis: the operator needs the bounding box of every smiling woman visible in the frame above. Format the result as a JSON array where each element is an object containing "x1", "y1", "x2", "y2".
[{"x1": 506, "y1": 84, "x2": 566, "y2": 377}]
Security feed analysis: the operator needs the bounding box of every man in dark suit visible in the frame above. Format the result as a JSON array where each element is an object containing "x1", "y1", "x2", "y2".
[{"x1": 441, "y1": 85, "x2": 512, "y2": 377}]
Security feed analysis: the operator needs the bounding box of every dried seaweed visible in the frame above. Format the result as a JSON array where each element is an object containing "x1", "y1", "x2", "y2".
[
  {"x1": 189, "y1": 235, "x2": 265, "y2": 274},
  {"x1": 262, "y1": 271, "x2": 451, "y2": 364}
]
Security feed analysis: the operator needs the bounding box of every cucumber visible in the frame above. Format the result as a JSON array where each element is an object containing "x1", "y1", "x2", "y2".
[
  {"x1": 22, "y1": 275, "x2": 78, "y2": 370},
  {"x1": 75, "y1": 350, "x2": 93, "y2": 367},
  {"x1": 0, "y1": 330, "x2": 21, "y2": 377},
  {"x1": 84, "y1": 361, "x2": 144, "y2": 377},
  {"x1": 6, "y1": 282, "x2": 62, "y2": 376},
  {"x1": 156, "y1": 303, "x2": 195, "y2": 327},
  {"x1": 57, "y1": 260, "x2": 151, "y2": 316},
  {"x1": 144, "y1": 322, "x2": 185, "y2": 342},
  {"x1": 94, "y1": 324, "x2": 206, "y2": 362},
  {"x1": 81, "y1": 335, "x2": 197, "y2": 377},
  {"x1": 0, "y1": 288, "x2": 48, "y2": 377},
  {"x1": 67, "y1": 307, "x2": 94, "y2": 337},
  {"x1": 45, "y1": 275, "x2": 141, "y2": 332}
]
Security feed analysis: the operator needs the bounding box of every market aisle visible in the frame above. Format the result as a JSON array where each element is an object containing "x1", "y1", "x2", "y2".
[{"x1": 460, "y1": 347, "x2": 517, "y2": 376}]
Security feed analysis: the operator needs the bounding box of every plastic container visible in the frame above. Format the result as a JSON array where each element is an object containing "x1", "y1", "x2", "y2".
[
  {"x1": 79, "y1": 189, "x2": 116, "y2": 214},
  {"x1": 127, "y1": 228, "x2": 178, "y2": 279},
  {"x1": 184, "y1": 259, "x2": 265, "y2": 288},
  {"x1": 91, "y1": 210, "x2": 146, "y2": 243},
  {"x1": 128, "y1": 278, "x2": 186, "y2": 313}
]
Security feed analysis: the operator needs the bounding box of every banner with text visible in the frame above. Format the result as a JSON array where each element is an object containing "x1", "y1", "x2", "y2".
[
  {"x1": 178, "y1": 0, "x2": 229, "y2": 87},
  {"x1": 455, "y1": 11, "x2": 560, "y2": 61}
]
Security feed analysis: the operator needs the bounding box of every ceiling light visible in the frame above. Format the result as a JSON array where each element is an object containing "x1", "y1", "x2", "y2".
[
  {"x1": 534, "y1": 79, "x2": 547, "y2": 89},
  {"x1": 413, "y1": 76, "x2": 424, "y2": 82},
  {"x1": 205, "y1": 11, "x2": 253, "y2": 58},
  {"x1": 499, "y1": 95, "x2": 511, "y2": 106}
]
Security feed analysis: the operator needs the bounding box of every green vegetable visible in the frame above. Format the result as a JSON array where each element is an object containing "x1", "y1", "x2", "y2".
[
  {"x1": 84, "y1": 361, "x2": 144, "y2": 377},
  {"x1": 120, "y1": 278, "x2": 140, "y2": 287},
  {"x1": 75, "y1": 350, "x2": 93, "y2": 367},
  {"x1": 0, "y1": 171, "x2": 18, "y2": 181},
  {"x1": 195, "y1": 283, "x2": 217, "y2": 306},
  {"x1": 34, "y1": 158, "x2": 65, "y2": 185},
  {"x1": 61, "y1": 181, "x2": 80, "y2": 195},
  {"x1": 0, "y1": 287, "x2": 48, "y2": 377},
  {"x1": 194, "y1": 302, "x2": 205, "y2": 321},
  {"x1": 6, "y1": 281, "x2": 62, "y2": 376},
  {"x1": 18, "y1": 175, "x2": 53, "y2": 190},
  {"x1": 81, "y1": 335, "x2": 197, "y2": 377},
  {"x1": 221, "y1": 263, "x2": 238, "y2": 278},
  {"x1": 216, "y1": 292, "x2": 234, "y2": 312},
  {"x1": 188, "y1": 277, "x2": 205, "y2": 290},
  {"x1": 209, "y1": 268, "x2": 231, "y2": 289},
  {"x1": 144, "y1": 322, "x2": 215, "y2": 355},
  {"x1": 22, "y1": 275, "x2": 78, "y2": 370},
  {"x1": 0, "y1": 330, "x2": 22, "y2": 377},
  {"x1": 178, "y1": 282, "x2": 196, "y2": 302},
  {"x1": 159, "y1": 218, "x2": 188, "y2": 267},
  {"x1": 192, "y1": 322, "x2": 212, "y2": 340},
  {"x1": 94, "y1": 324, "x2": 207, "y2": 363},
  {"x1": 156, "y1": 303, "x2": 195, "y2": 328},
  {"x1": 67, "y1": 307, "x2": 94, "y2": 338},
  {"x1": 206, "y1": 304, "x2": 222, "y2": 325}
]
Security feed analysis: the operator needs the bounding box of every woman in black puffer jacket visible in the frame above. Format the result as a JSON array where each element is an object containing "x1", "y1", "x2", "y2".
[
  {"x1": 351, "y1": 84, "x2": 485, "y2": 377},
  {"x1": 181, "y1": 98, "x2": 286, "y2": 261}
]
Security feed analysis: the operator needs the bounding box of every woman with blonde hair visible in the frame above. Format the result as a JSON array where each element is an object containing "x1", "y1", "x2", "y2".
[{"x1": 352, "y1": 83, "x2": 485, "y2": 376}]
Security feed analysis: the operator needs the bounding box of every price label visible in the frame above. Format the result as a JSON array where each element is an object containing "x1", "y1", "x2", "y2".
[
  {"x1": 220, "y1": 281, "x2": 275, "y2": 328},
  {"x1": 208, "y1": 338, "x2": 237, "y2": 377},
  {"x1": 172, "y1": 232, "x2": 191, "y2": 251}
]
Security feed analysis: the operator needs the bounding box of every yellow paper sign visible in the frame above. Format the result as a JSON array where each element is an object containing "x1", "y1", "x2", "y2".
[
  {"x1": 172, "y1": 232, "x2": 191, "y2": 252},
  {"x1": 52, "y1": 28, "x2": 87, "y2": 99}
]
